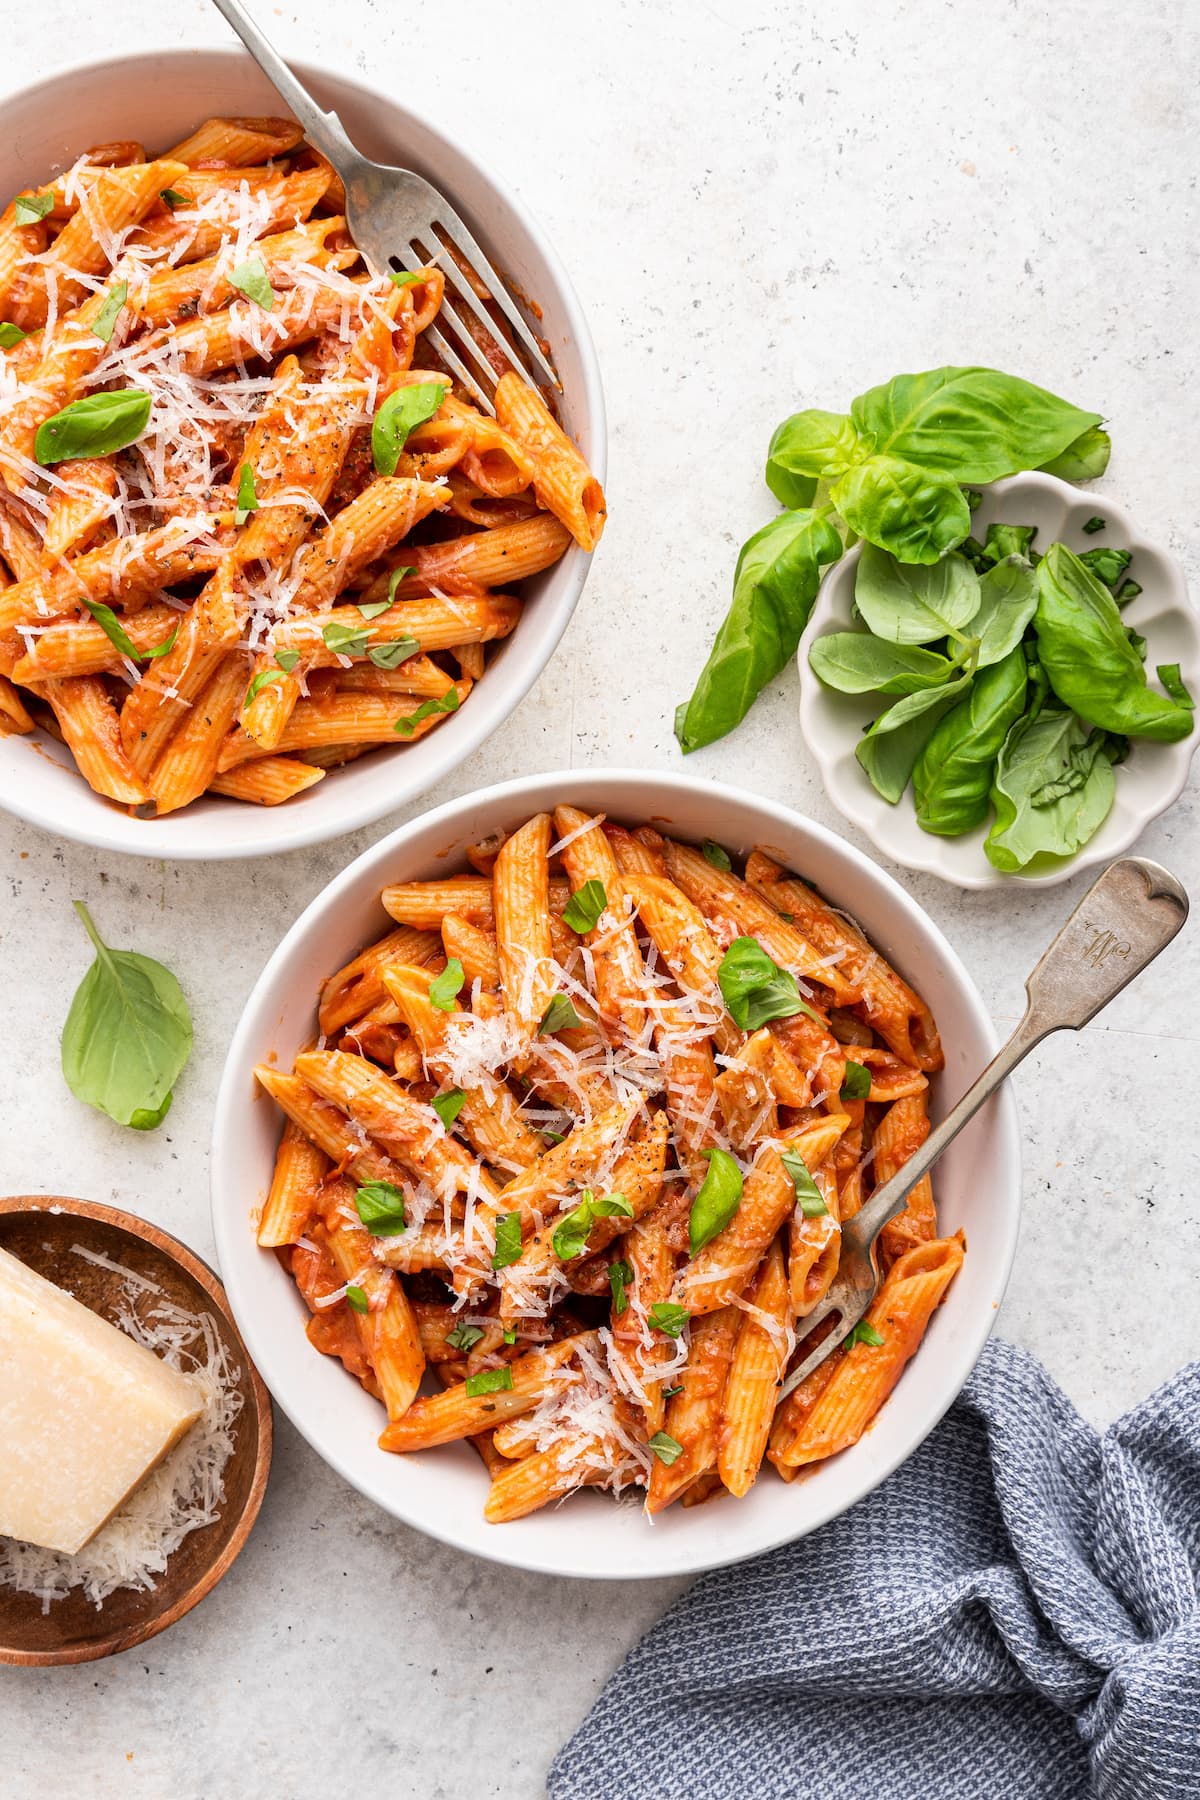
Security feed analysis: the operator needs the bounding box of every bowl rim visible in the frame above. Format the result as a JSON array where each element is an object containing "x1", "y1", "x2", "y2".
[
  {"x1": 211, "y1": 767, "x2": 1022, "y2": 1579},
  {"x1": 797, "y1": 470, "x2": 1200, "y2": 890},
  {"x1": 0, "y1": 1191, "x2": 273, "y2": 1665},
  {"x1": 0, "y1": 46, "x2": 607, "y2": 861}
]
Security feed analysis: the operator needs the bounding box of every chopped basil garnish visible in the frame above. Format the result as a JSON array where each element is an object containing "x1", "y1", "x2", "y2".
[
  {"x1": 502, "y1": 1326, "x2": 518, "y2": 1345},
  {"x1": 82, "y1": 599, "x2": 177, "y2": 665},
  {"x1": 345, "y1": 1285, "x2": 369, "y2": 1314},
  {"x1": 389, "y1": 270, "x2": 423, "y2": 288},
  {"x1": 648, "y1": 1431, "x2": 684, "y2": 1466},
  {"x1": 90, "y1": 280, "x2": 128, "y2": 345},
  {"x1": 428, "y1": 958, "x2": 466, "y2": 1010},
  {"x1": 322, "y1": 620, "x2": 369, "y2": 658},
  {"x1": 844, "y1": 1319, "x2": 884, "y2": 1348},
  {"x1": 688, "y1": 1147, "x2": 743, "y2": 1254},
  {"x1": 35, "y1": 388, "x2": 151, "y2": 465},
  {"x1": 662, "y1": 1384, "x2": 684, "y2": 1399},
  {"x1": 552, "y1": 1189, "x2": 633, "y2": 1262},
  {"x1": 235, "y1": 462, "x2": 258, "y2": 526},
  {"x1": 701, "y1": 838, "x2": 732, "y2": 871},
  {"x1": 394, "y1": 688, "x2": 460, "y2": 735},
  {"x1": 717, "y1": 936, "x2": 819, "y2": 1031},
  {"x1": 229, "y1": 254, "x2": 275, "y2": 310},
  {"x1": 780, "y1": 1149, "x2": 827, "y2": 1218},
  {"x1": 354, "y1": 1179, "x2": 407, "y2": 1235},
  {"x1": 649, "y1": 1301, "x2": 690, "y2": 1338},
  {"x1": 387, "y1": 565, "x2": 417, "y2": 603},
  {"x1": 372, "y1": 382, "x2": 446, "y2": 477},
  {"x1": 356, "y1": 598, "x2": 392, "y2": 620},
  {"x1": 445, "y1": 1322, "x2": 484, "y2": 1353},
  {"x1": 538, "y1": 993, "x2": 583, "y2": 1035},
  {"x1": 1081, "y1": 516, "x2": 1106, "y2": 535},
  {"x1": 368, "y1": 635, "x2": 420, "y2": 669},
  {"x1": 275, "y1": 648, "x2": 301, "y2": 673},
  {"x1": 432, "y1": 1087, "x2": 466, "y2": 1128},
  {"x1": 160, "y1": 188, "x2": 188, "y2": 208},
  {"x1": 542, "y1": 1129, "x2": 565, "y2": 1146},
  {"x1": 491, "y1": 1211, "x2": 522, "y2": 1270},
  {"x1": 0, "y1": 322, "x2": 27, "y2": 349},
  {"x1": 465, "y1": 1366, "x2": 513, "y2": 1398},
  {"x1": 245, "y1": 668, "x2": 285, "y2": 706},
  {"x1": 608, "y1": 1258, "x2": 633, "y2": 1317},
  {"x1": 840, "y1": 1060, "x2": 872, "y2": 1100},
  {"x1": 14, "y1": 191, "x2": 53, "y2": 225},
  {"x1": 562, "y1": 878, "x2": 607, "y2": 935}
]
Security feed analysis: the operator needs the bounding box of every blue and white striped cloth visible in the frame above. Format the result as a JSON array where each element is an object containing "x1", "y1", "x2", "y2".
[{"x1": 549, "y1": 1340, "x2": 1200, "y2": 1800}]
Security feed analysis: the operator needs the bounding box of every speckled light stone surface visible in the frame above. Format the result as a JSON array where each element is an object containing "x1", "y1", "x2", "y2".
[{"x1": 1, "y1": 2, "x2": 1198, "y2": 1794}]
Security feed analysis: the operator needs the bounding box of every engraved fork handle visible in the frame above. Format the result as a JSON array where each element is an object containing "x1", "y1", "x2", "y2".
[
  {"x1": 209, "y1": 0, "x2": 367, "y2": 177},
  {"x1": 843, "y1": 856, "x2": 1189, "y2": 1255}
]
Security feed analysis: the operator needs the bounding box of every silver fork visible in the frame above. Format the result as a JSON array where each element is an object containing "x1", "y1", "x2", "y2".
[
  {"x1": 777, "y1": 855, "x2": 1189, "y2": 1404},
  {"x1": 211, "y1": 0, "x2": 559, "y2": 414}
]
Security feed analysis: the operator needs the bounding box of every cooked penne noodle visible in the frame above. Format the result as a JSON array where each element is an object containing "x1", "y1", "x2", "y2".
[
  {"x1": 718, "y1": 1239, "x2": 793, "y2": 1497},
  {"x1": 495, "y1": 371, "x2": 606, "y2": 550}
]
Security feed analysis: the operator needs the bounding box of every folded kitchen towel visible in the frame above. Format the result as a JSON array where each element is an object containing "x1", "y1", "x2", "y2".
[{"x1": 548, "y1": 1339, "x2": 1200, "y2": 1800}]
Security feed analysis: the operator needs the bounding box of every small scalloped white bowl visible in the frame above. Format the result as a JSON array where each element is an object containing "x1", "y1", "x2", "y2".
[
  {"x1": 0, "y1": 49, "x2": 604, "y2": 860},
  {"x1": 211, "y1": 769, "x2": 1020, "y2": 1579},
  {"x1": 798, "y1": 472, "x2": 1199, "y2": 889}
]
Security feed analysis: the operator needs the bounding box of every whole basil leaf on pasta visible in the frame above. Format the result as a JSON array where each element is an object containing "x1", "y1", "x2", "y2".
[
  {"x1": 490, "y1": 1212, "x2": 522, "y2": 1270},
  {"x1": 717, "y1": 936, "x2": 819, "y2": 1030},
  {"x1": 428, "y1": 959, "x2": 465, "y2": 1010},
  {"x1": 839, "y1": 1061, "x2": 872, "y2": 1101},
  {"x1": 61, "y1": 902, "x2": 192, "y2": 1131},
  {"x1": 912, "y1": 645, "x2": 1028, "y2": 836},
  {"x1": 431, "y1": 1087, "x2": 466, "y2": 1128},
  {"x1": 1037, "y1": 424, "x2": 1111, "y2": 482},
  {"x1": 808, "y1": 633, "x2": 956, "y2": 696},
  {"x1": 850, "y1": 366, "x2": 1103, "y2": 484},
  {"x1": 675, "y1": 508, "x2": 843, "y2": 751},
  {"x1": 354, "y1": 1180, "x2": 407, "y2": 1235},
  {"x1": 372, "y1": 382, "x2": 446, "y2": 477},
  {"x1": 688, "y1": 1148, "x2": 744, "y2": 1254},
  {"x1": 1034, "y1": 544, "x2": 1193, "y2": 742},
  {"x1": 562, "y1": 878, "x2": 607, "y2": 934},
  {"x1": 765, "y1": 410, "x2": 862, "y2": 508},
  {"x1": 852, "y1": 543, "x2": 981, "y2": 644},
  {"x1": 35, "y1": 388, "x2": 151, "y2": 465},
  {"x1": 832, "y1": 455, "x2": 970, "y2": 565},
  {"x1": 985, "y1": 709, "x2": 1120, "y2": 872},
  {"x1": 649, "y1": 1301, "x2": 691, "y2": 1338},
  {"x1": 855, "y1": 670, "x2": 974, "y2": 803},
  {"x1": 701, "y1": 839, "x2": 732, "y2": 870},
  {"x1": 539, "y1": 993, "x2": 583, "y2": 1035}
]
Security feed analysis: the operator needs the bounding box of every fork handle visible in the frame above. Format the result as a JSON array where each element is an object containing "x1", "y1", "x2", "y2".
[
  {"x1": 843, "y1": 856, "x2": 1188, "y2": 1252},
  {"x1": 209, "y1": 0, "x2": 367, "y2": 179}
]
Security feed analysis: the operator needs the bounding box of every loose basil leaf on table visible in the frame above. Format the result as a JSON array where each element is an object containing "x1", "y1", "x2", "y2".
[
  {"x1": 912, "y1": 645, "x2": 1028, "y2": 836},
  {"x1": 807, "y1": 633, "x2": 956, "y2": 696},
  {"x1": 855, "y1": 670, "x2": 974, "y2": 803},
  {"x1": 985, "y1": 709, "x2": 1122, "y2": 872},
  {"x1": 852, "y1": 542, "x2": 981, "y2": 644},
  {"x1": 970, "y1": 555, "x2": 1040, "y2": 668},
  {"x1": 765, "y1": 409, "x2": 862, "y2": 508},
  {"x1": 61, "y1": 902, "x2": 192, "y2": 1130},
  {"x1": 674, "y1": 508, "x2": 843, "y2": 752},
  {"x1": 1037, "y1": 424, "x2": 1112, "y2": 482},
  {"x1": 1034, "y1": 544, "x2": 1193, "y2": 742},
  {"x1": 831, "y1": 454, "x2": 971, "y2": 565},
  {"x1": 849, "y1": 366, "x2": 1103, "y2": 484}
]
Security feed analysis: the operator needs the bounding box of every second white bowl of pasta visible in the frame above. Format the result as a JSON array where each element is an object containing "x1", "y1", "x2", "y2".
[
  {"x1": 211, "y1": 769, "x2": 1020, "y2": 1578},
  {"x1": 0, "y1": 50, "x2": 605, "y2": 858}
]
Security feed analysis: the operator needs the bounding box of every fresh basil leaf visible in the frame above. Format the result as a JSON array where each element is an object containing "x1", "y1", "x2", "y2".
[
  {"x1": 1078, "y1": 546, "x2": 1132, "y2": 591},
  {"x1": 234, "y1": 462, "x2": 258, "y2": 526},
  {"x1": 61, "y1": 901, "x2": 192, "y2": 1130},
  {"x1": 675, "y1": 508, "x2": 843, "y2": 752},
  {"x1": 387, "y1": 565, "x2": 418, "y2": 603},
  {"x1": 562, "y1": 878, "x2": 607, "y2": 934},
  {"x1": 649, "y1": 1301, "x2": 690, "y2": 1337},
  {"x1": 912, "y1": 645, "x2": 1029, "y2": 835},
  {"x1": 852, "y1": 542, "x2": 981, "y2": 644},
  {"x1": 429, "y1": 959, "x2": 466, "y2": 1010},
  {"x1": 490, "y1": 1212, "x2": 522, "y2": 1270},
  {"x1": 971, "y1": 556, "x2": 1040, "y2": 668},
  {"x1": 245, "y1": 668, "x2": 285, "y2": 706},
  {"x1": 808, "y1": 632, "x2": 956, "y2": 696},
  {"x1": 394, "y1": 688, "x2": 460, "y2": 735},
  {"x1": 648, "y1": 1431, "x2": 684, "y2": 1465},
  {"x1": 0, "y1": 322, "x2": 27, "y2": 349},
  {"x1": 89, "y1": 280, "x2": 128, "y2": 345},
  {"x1": 1157, "y1": 664, "x2": 1194, "y2": 709},
  {"x1": 1114, "y1": 580, "x2": 1142, "y2": 606},
  {"x1": 964, "y1": 488, "x2": 983, "y2": 512},
  {"x1": 389, "y1": 270, "x2": 422, "y2": 288},
  {"x1": 850, "y1": 366, "x2": 1102, "y2": 484},
  {"x1": 160, "y1": 188, "x2": 188, "y2": 209},
  {"x1": 275, "y1": 648, "x2": 300, "y2": 673},
  {"x1": 354, "y1": 1180, "x2": 407, "y2": 1234},
  {"x1": 855, "y1": 671, "x2": 974, "y2": 804},
  {"x1": 465, "y1": 1366, "x2": 513, "y2": 1397},
  {"x1": 608, "y1": 1258, "x2": 633, "y2": 1317},
  {"x1": 14, "y1": 191, "x2": 53, "y2": 225},
  {"x1": 538, "y1": 993, "x2": 583, "y2": 1035},
  {"x1": 553, "y1": 1193, "x2": 598, "y2": 1261},
  {"x1": 368, "y1": 636, "x2": 420, "y2": 669},
  {"x1": 717, "y1": 936, "x2": 817, "y2": 1031},
  {"x1": 322, "y1": 620, "x2": 369, "y2": 658},
  {"x1": 1082, "y1": 516, "x2": 1106, "y2": 536},
  {"x1": 593, "y1": 1193, "x2": 633, "y2": 1219},
  {"x1": 445, "y1": 1322, "x2": 484, "y2": 1353},
  {"x1": 35, "y1": 388, "x2": 151, "y2": 465},
  {"x1": 985, "y1": 709, "x2": 1120, "y2": 872},
  {"x1": 832, "y1": 455, "x2": 971, "y2": 564},
  {"x1": 229, "y1": 254, "x2": 274, "y2": 310},
  {"x1": 81, "y1": 599, "x2": 142, "y2": 663},
  {"x1": 542, "y1": 1129, "x2": 565, "y2": 1146},
  {"x1": 502, "y1": 1326, "x2": 518, "y2": 1345},
  {"x1": 1035, "y1": 544, "x2": 1193, "y2": 742},
  {"x1": 431, "y1": 1088, "x2": 466, "y2": 1128},
  {"x1": 357, "y1": 598, "x2": 392, "y2": 620},
  {"x1": 839, "y1": 1060, "x2": 873, "y2": 1100},
  {"x1": 844, "y1": 1319, "x2": 884, "y2": 1348},
  {"x1": 345, "y1": 1285, "x2": 369, "y2": 1314},
  {"x1": 780, "y1": 1149, "x2": 827, "y2": 1217},
  {"x1": 662, "y1": 1385, "x2": 684, "y2": 1400},
  {"x1": 765, "y1": 409, "x2": 861, "y2": 507},
  {"x1": 1038, "y1": 425, "x2": 1111, "y2": 482},
  {"x1": 142, "y1": 623, "x2": 180, "y2": 661},
  {"x1": 372, "y1": 382, "x2": 446, "y2": 476},
  {"x1": 701, "y1": 838, "x2": 732, "y2": 871},
  {"x1": 980, "y1": 522, "x2": 1037, "y2": 565},
  {"x1": 688, "y1": 1147, "x2": 744, "y2": 1254}
]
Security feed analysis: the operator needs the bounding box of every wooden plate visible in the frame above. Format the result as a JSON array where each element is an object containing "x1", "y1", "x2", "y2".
[{"x1": 0, "y1": 1196, "x2": 272, "y2": 1666}]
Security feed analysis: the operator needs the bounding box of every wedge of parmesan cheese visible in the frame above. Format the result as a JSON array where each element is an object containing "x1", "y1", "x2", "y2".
[{"x1": 0, "y1": 1245, "x2": 204, "y2": 1556}]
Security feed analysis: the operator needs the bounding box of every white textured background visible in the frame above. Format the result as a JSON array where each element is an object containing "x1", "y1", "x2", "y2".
[{"x1": 2, "y1": 1, "x2": 1198, "y2": 1795}]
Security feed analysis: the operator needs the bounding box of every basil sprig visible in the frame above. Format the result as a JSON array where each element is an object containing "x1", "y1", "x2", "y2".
[
  {"x1": 35, "y1": 388, "x2": 151, "y2": 465},
  {"x1": 372, "y1": 383, "x2": 446, "y2": 476},
  {"x1": 61, "y1": 901, "x2": 192, "y2": 1131},
  {"x1": 688, "y1": 1147, "x2": 743, "y2": 1254},
  {"x1": 717, "y1": 936, "x2": 818, "y2": 1031}
]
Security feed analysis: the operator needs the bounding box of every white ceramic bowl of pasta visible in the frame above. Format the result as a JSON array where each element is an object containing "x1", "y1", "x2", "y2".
[
  {"x1": 797, "y1": 472, "x2": 1199, "y2": 889},
  {"x1": 211, "y1": 769, "x2": 1020, "y2": 1579},
  {"x1": 0, "y1": 50, "x2": 604, "y2": 859}
]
